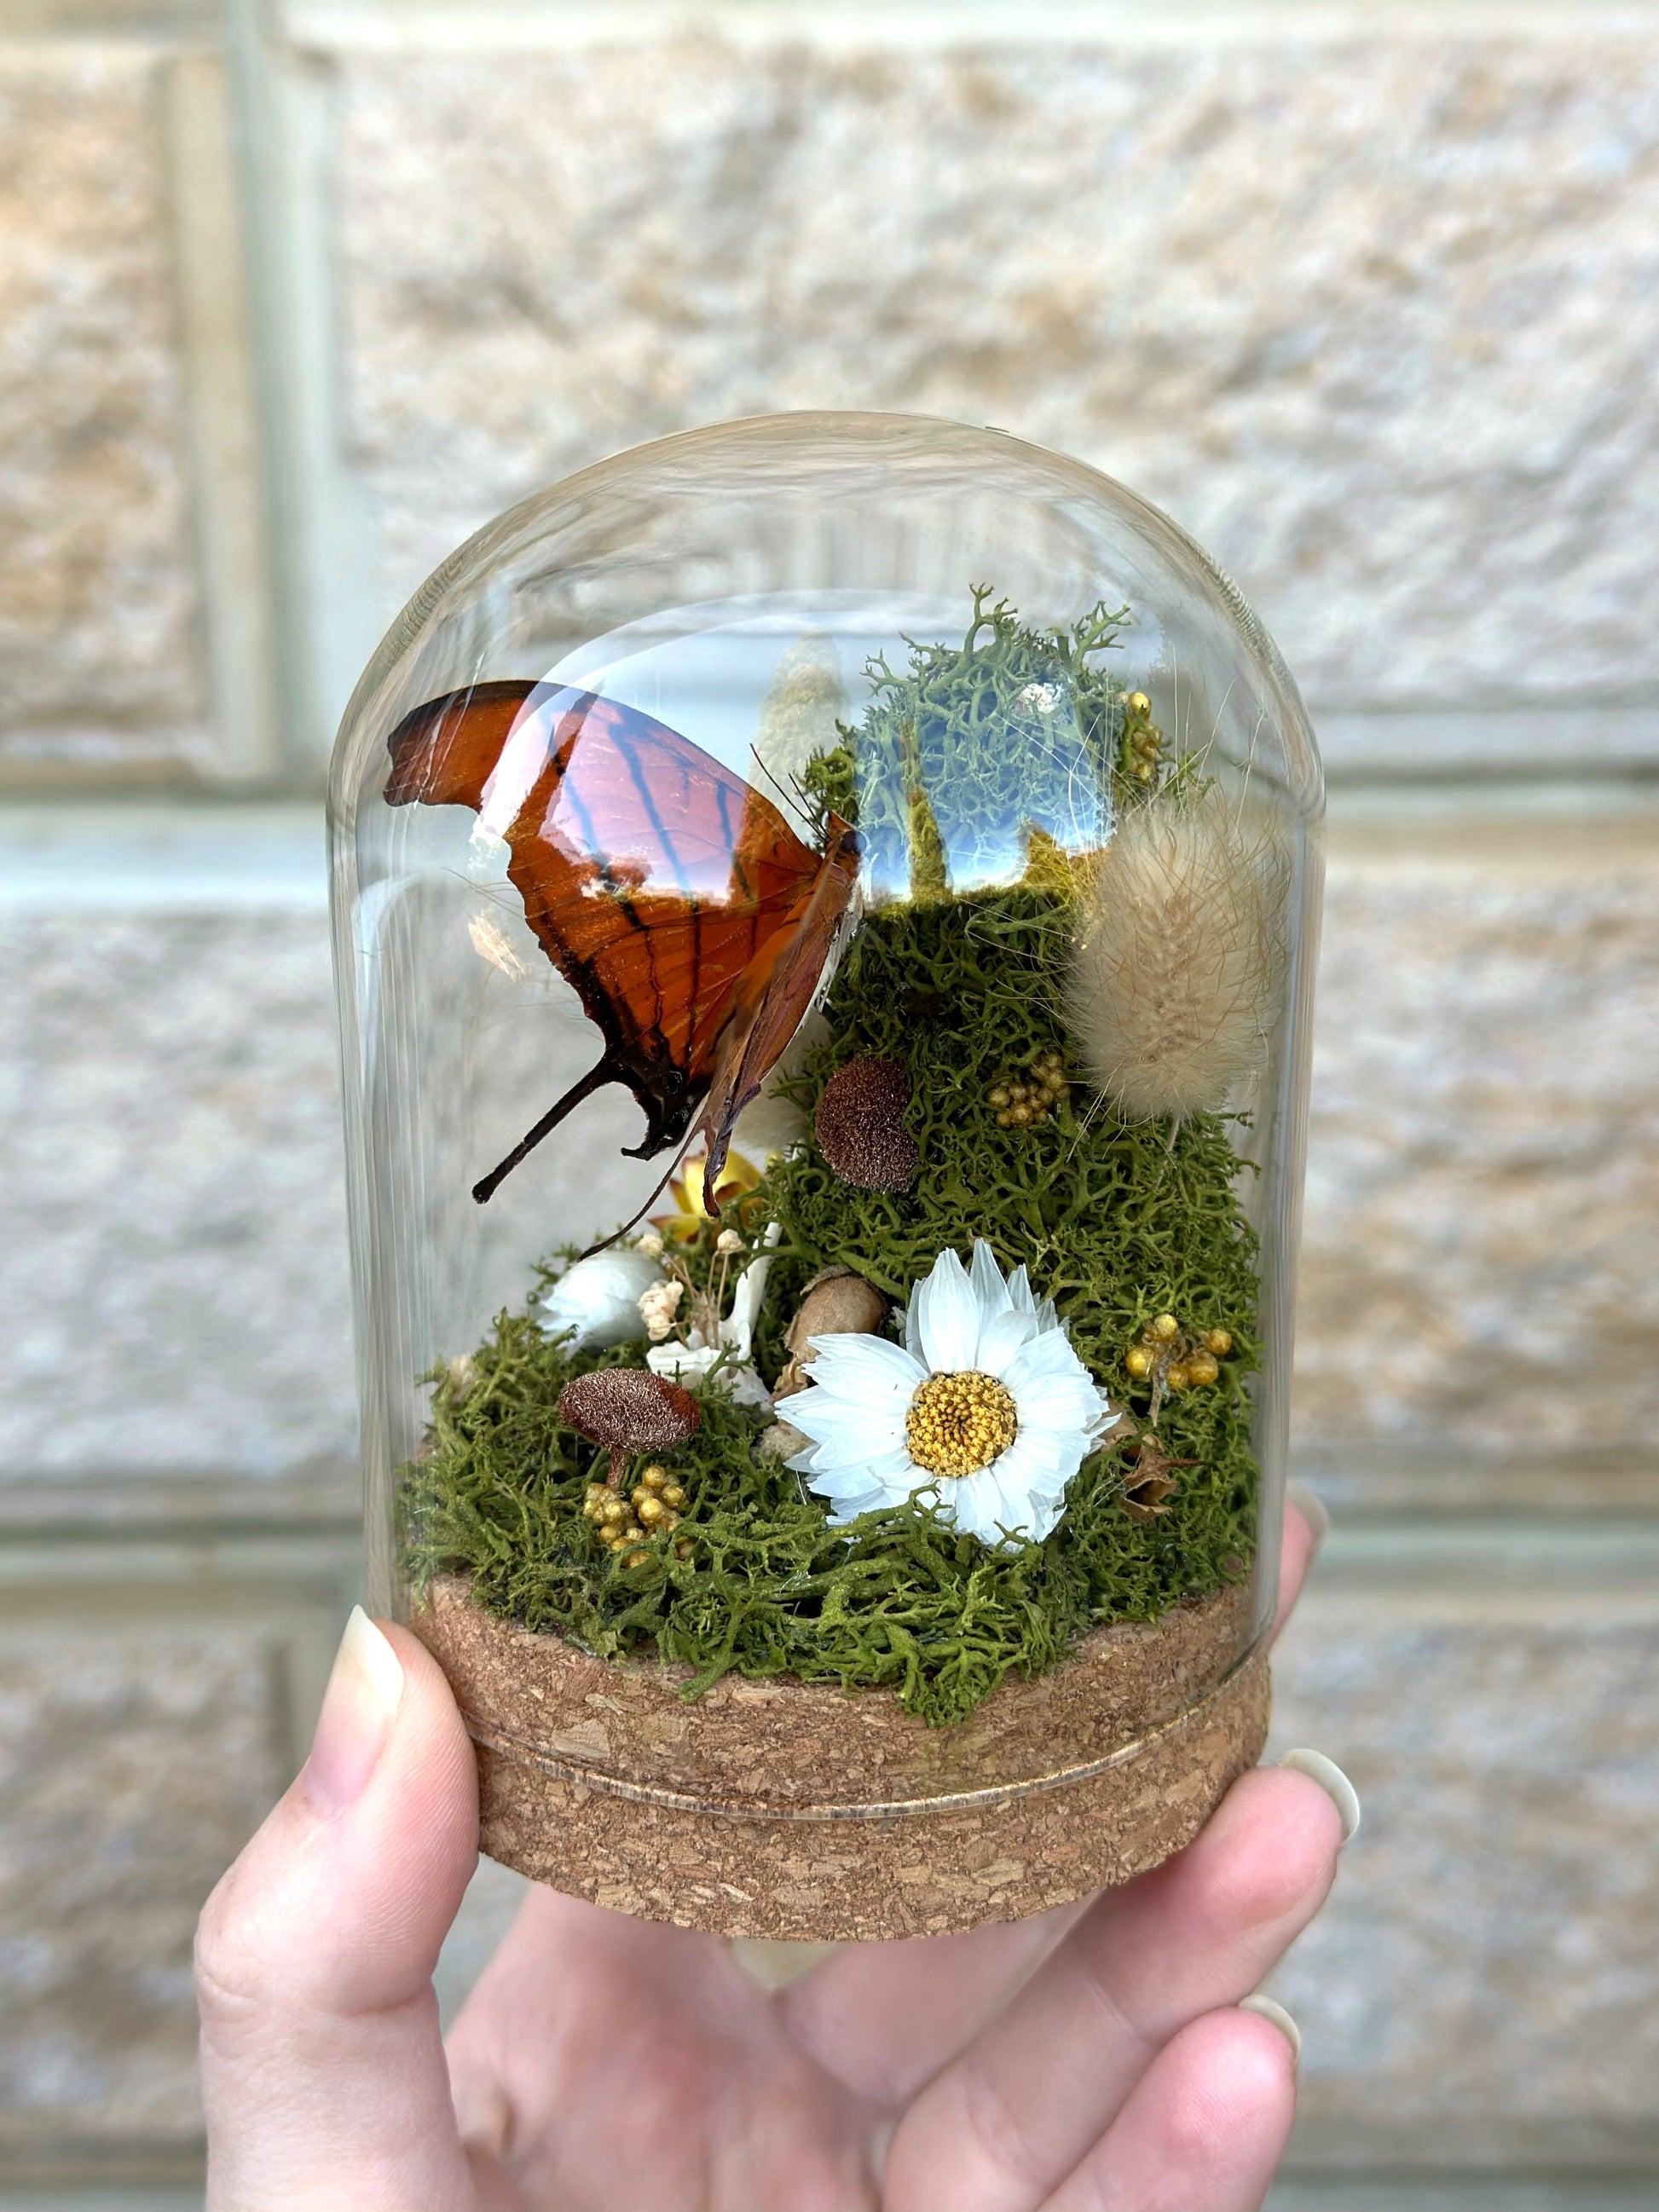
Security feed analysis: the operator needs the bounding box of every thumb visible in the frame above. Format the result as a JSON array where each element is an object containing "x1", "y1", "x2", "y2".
[{"x1": 196, "y1": 1607, "x2": 481, "y2": 2211}]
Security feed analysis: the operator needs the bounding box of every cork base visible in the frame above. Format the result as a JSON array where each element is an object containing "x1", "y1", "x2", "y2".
[{"x1": 413, "y1": 1576, "x2": 1270, "y2": 1941}]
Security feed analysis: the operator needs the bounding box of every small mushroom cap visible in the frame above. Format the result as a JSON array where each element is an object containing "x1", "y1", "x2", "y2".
[
  {"x1": 814, "y1": 1055, "x2": 919, "y2": 1193},
  {"x1": 558, "y1": 1368, "x2": 701, "y2": 1449}
]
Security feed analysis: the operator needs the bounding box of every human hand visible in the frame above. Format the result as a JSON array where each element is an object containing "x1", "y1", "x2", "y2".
[{"x1": 197, "y1": 1498, "x2": 1351, "y2": 2211}]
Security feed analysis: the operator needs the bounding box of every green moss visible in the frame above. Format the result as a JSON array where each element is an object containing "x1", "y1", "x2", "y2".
[
  {"x1": 762, "y1": 892, "x2": 1261, "y2": 1404},
  {"x1": 399, "y1": 596, "x2": 1262, "y2": 1726}
]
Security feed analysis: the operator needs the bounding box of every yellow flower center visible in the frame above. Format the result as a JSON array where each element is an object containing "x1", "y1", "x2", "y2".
[{"x1": 905, "y1": 1370, "x2": 1019, "y2": 1479}]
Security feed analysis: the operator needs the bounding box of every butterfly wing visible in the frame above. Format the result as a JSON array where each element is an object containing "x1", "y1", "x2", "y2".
[
  {"x1": 697, "y1": 815, "x2": 864, "y2": 1201},
  {"x1": 383, "y1": 679, "x2": 829, "y2": 1188}
]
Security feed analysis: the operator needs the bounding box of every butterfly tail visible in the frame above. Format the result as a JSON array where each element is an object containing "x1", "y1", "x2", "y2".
[{"x1": 471, "y1": 1054, "x2": 621, "y2": 1204}]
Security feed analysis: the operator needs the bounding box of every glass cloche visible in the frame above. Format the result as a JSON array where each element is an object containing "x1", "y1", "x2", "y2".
[{"x1": 328, "y1": 413, "x2": 1323, "y2": 1940}]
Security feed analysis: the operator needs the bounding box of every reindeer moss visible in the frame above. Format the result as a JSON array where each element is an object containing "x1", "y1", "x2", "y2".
[{"x1": 400, "y1": 598, "x2": 1262, "y2": 1727}]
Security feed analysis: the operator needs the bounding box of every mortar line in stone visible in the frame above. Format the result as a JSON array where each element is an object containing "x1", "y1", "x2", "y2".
[
  {"x1": 162, "y1": 49, "x2": 285, "y2": 786},
  {"x1": 276, "y1": 1, "x2": 1659, "y2": 59}
]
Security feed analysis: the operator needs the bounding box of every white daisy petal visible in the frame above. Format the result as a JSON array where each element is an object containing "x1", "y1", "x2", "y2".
[
  {"x1": 984, "y1": 1436, "x2": 1058, "y2": 1522},
  {"x1": 987, "y1": 1429, "x2": 1048, "y2": 1488},
  {"x1": 799, "y1": 1454, "x2": 916, "y2": 1501},
  {"x1": 1004, "y1": 1331, "x2": 1104, "y2": 1399},
  {"x1": 1005, "y1": 1263, "x2": 1037, "y2": 1318},
  {"x1": 783, "y1": 1387, "x2": 902, "y2": 1447},
  {"x1": 912, "y1": 1245, "x2": 983, "y2": 1371},
  {"x1": 941, "y1": 1479, "x2": 994, "y2": 1544},
  {"x1": 1023, "y1": 1493, "x2": 1067, "y2": 1544},
  {"x1": 816, "y1": 1484, "x2": 895, "y2": 1525},
  {"x1": 1009, "y1": 1375, "x2": 1108, "y2": 1437},
  {"x1": 806, "y1": 1333, "x2": 926, "y2": 1395},
  {"x1": 957, "y1": 1472, "x2": 1032, "y2": 1546},
  {"x1": 970, "y1": 1239, "x2": 1013, "y2": 1320},
  {"x1": 975, "y1": 1306, "x2": 1038, "y2": 1380},
  {"x1": 797, "y1": 1423, "x2": 913, "y2": 1473}
]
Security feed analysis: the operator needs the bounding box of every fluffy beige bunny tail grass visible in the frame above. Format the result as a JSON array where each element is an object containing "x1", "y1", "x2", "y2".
[
  {"x1": 749, "y1": 633, "x2": 846, "y2": 809},
  {"x1": 1066, "y1": 793, "x2": 1292, "y2": 1123}
]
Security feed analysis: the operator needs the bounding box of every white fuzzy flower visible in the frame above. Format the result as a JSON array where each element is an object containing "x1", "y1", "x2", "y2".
[
  {"x1": 646, "y1": 1227, "x2": 782, "y2": 1412},
  {"x1": 538, "y1": 1247, "x2": 665, "y2": 1349},
  {"x1": 638, "y1": 1279, "x2": 684, "y2": 1342},
  {"x1": 786, "y1": 1240, "x2": 1112, "y2": 1546},
  {"x1": 1016, "y1": 681, "x2": 1061, "y2": 716}
]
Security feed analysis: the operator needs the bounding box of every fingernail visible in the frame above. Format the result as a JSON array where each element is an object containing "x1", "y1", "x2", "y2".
[
  {"x1": 1240, "y1": 1993, "x2": 1302, "y2": 2068},
  {"x1": 454, "y1": 2083, "x2": 513, "y2": 2161},
  {"x1": 1285, "y1": 1480, "x2": 1330, "y2": 1552},
  {"x1": 731, "y1": 1938, "x2": 840, "y2": 1990},
  {"x1": 305, "y1": 1607, "x2": 404, "y2": 1814},
  {"x1": 1280, "y1": 1747, "x2": 1361, "y2": 1845}
]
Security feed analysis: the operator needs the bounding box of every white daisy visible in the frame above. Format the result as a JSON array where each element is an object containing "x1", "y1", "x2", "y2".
[{"x1": 786, "y1": 1240, "x2": 1113, "y2": 1546}]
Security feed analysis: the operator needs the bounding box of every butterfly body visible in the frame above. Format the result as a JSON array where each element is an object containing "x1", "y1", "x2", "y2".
[{"x1": 384, "y1": 679, "x2": 861, "y2": 1209}]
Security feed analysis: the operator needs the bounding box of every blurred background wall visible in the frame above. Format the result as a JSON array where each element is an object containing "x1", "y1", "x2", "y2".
[{"x1": 3, "y1": 2, "x2": 1657, "y2": 2205}]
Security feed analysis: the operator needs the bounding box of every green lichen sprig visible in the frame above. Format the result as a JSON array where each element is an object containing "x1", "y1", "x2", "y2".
[{"x1": 803, "y1": 587, "x2": 1151, "y2": 885}]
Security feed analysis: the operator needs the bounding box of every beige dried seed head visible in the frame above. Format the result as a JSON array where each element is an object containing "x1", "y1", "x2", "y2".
[{"x1": 1066, "y1": 794, "x2": 1291, "y2": 1123}]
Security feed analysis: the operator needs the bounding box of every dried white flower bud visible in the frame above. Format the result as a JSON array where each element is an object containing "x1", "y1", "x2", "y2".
[
  {"x1": 715, "y1": 1228, "x2": 744, "y2": 1254},
  {"x1": 538, "y1": 1248, "x2": 665, "y2": 1350},
  {"x1": 638, "y1": 1280, "x2": 684, "y2": 1329}
]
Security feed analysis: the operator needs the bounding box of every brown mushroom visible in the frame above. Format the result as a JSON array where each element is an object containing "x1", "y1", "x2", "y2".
[
  {"x1": 813, "y1": 1056, "x2": 919, "y2": 1193},
  {"x1": 558, "y1": 1368, "x2": 700, "y2": 1490}
]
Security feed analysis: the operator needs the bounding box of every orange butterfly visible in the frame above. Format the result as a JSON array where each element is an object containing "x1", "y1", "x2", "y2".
[{"x1": 384, "y1": 679, "x2": 863, "y2": 1211}]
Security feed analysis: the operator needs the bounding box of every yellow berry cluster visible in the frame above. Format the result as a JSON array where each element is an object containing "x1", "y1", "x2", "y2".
[
  {"x1": 988, "y1": 1048, "x2": 1070, "y2": 1129},
  {"x1": 582, "y1": 1463, "x2": 694, "y2": 1564},
  {"x1": 1124, "y1": 690, "x2": 1164, "y2": 786},
  {"x1": 1124, "y1": 1313, "x2": 1233, "y2": 1393}
]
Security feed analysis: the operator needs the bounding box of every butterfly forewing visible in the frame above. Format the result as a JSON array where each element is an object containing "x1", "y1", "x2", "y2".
[{"x1": 383, "y1": 679, "x2": 847, "y2": 1190}]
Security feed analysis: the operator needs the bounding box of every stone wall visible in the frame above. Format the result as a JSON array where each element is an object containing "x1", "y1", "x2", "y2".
[{"x1": 2, "y1": 3, "x2": 1656, "y2": 2203}]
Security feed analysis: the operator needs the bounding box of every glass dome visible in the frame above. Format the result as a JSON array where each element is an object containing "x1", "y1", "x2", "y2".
[{"x1": 328, "y1": 412, "x2": 1323, "y2": 1941}]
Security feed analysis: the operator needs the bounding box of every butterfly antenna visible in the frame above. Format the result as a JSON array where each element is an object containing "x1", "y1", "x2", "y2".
[
  {"x1": 749, "y1": 747, "x2": 794, "y2": 811},
  {"x1": 575, "y1": 1145, "x2": 692, "y2": 1259},
  {"x1": 471, "y1": 1056, "x2": 619, "y2": 1204}
]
